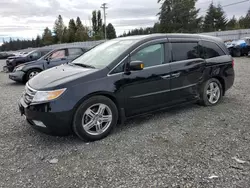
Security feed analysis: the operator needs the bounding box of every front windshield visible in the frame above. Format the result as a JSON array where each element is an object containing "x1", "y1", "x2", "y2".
[
  {"x1": 23, "y1": 50, "x2": 35, "y2": 57},
  {"x1": 72, "y1": 39, "x2": 139, "y2": 69}
]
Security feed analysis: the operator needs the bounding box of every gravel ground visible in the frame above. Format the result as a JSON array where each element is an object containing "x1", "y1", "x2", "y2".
[{"x1": 0, "y1": 58, "x2": 250, "y2": 188}]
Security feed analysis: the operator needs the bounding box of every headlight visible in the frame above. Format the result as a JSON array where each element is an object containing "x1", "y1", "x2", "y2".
[
  {"x1": 15, "y1": 65, "x2": 24, "y2": 71},
  {"x1": 32, "y1": 88, "x2": 66, "y2": 103}
]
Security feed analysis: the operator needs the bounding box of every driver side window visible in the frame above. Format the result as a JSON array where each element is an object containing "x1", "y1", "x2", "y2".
[
  {"x1": 50, "y1": 50, "x2": 66, "y2": 60},
  {"x1": 131, "y1": 44, "x2": 164, "y2": 68}
]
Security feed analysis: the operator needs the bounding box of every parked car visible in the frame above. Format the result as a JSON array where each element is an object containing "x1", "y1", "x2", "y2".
[
  {"x1": 18, "y1": 34, "x2": 235, "y2": 142},
  {"x1": 0, "y1": 52, "x2": 15, "y2": 59},
  {"x1": 3, "y1": 48, "x2": 52, "y2": 72},
  {"x1": 225, "y1": 38, "x2": 250, "y2": 57},
  {"x1": 9, "y1": 47, "x2": 88, "y2": 83}
]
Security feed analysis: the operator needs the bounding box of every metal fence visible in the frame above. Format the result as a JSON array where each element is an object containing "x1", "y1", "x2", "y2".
[
  {"x1": 200, "y1": 29, "x2": 250, "y2": 41},
  {"x1": 7, "y1": 29, "x2": 250, "y2": 53},
  {"x1": 9, "y1": 40, "x2": 106, "y2": 53}
]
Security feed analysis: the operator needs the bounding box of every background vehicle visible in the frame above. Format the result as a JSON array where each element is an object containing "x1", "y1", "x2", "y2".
[
  {"x1": 4, "y1": 48, "x2": 52, "y2": 72},
  {"x1": 0, "y1": 52, "x2": 15, "y2": 59},
  {"x1": 9, "y1": 46, "x2": 88, "y2": 83},
  {"x1": 19, "y1": 34, "x2": 235, "y2": 142},
  {"x1": 225, "y1": 38, "x2": 250, "y2": 57}
]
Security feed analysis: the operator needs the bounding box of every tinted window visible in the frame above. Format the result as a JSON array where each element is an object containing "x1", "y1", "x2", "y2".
[
  {"x1": 41, "y1": 51, "x2": 50, "y2": 56},
  {"x1": 111, "y1": 62, "x2": 125, "y2": 74},
  {"x1": 68, "y1": 48, "x2": 83, "y2": 57},
  {"x1": 50, "y1": 50, "x2": 66, "y2": 60},
  {"x1": 201, "y1": 41, "x2": 225, "y2": 59},
  {"x1": 31, "y1": 52, "x2": 40, "y2": 58},
  {"x1": 131, "y1": 44, "x2": 164, "y2": 68},
  {"x1": 172, "y1": 42, "x2": 200, "y2": 62}
]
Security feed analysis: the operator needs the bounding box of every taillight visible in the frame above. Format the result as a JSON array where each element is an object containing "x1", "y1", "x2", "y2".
[{"x1": 232, "y1": 59, "x2": 234, "y2": 68}]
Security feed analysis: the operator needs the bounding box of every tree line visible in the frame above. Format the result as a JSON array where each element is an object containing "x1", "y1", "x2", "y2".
[
  {"x1": 121, "y1": 1, "x2": 250, "y2": 37},
  {"x1": 2, "y1": 0, "x2": 250, "y2": 51},
  {"x1": 1, "y1": 11, "x2": 116, "y2": 51}
]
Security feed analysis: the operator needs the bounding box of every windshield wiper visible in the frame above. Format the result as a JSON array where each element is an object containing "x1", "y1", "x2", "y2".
[{"x1": 70, "y1": 63, "x2": 95, "y2": 69}]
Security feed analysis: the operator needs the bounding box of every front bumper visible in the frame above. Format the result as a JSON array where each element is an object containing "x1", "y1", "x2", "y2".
[
  {"x1": 18, "y1": 98, "x2": 73, "y2": 136},
  {"x1": 5, "y1": 61, "x2": 15, "y2": 72},
  {"x1": 9, "y1": 71, "x2": 25, "y2": 82}
]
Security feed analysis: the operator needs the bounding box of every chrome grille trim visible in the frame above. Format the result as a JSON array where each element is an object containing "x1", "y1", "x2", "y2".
[{"x1": 24, "y1": 84, "x2": 37, "y2": 104}]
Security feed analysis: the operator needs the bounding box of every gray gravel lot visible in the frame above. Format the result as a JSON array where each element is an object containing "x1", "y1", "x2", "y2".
[{"x1": 0, "y1": 58, "x2": 250, "y2": 188}]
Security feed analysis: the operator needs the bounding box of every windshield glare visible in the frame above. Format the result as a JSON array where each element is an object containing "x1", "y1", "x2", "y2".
[{"x1": 72, "y1": 39, "x2": 139, "y2": 69}]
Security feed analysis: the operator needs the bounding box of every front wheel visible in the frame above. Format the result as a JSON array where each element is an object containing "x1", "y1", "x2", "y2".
[
  {"x1": 26, "y1": 69, "x2": 41, "y2": 82},
  {"x1": 199, "y1": 78, "x2": 223, "y2": 106},
  {"x1": 73, "y1": 96, "x2": 118, "y2": 142}
]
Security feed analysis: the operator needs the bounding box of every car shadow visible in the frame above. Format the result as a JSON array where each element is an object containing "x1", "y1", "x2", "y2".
[
  {"x1": 4, "y1": 81, "x2": 24, "y2": 86},
  {"x1": 24, "y1": 98, "x2": 231, "y2": 147},
  {"x1": 28, "y1": 103, "x2": 201, "y2": 145},
  {"x1": 115, "y1": 103, "x2": 200, "y2": 131}
]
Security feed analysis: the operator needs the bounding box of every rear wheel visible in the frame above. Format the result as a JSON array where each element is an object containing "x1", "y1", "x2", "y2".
[
  {"x1": 26, "y1": 69, "x2": 41, "y2": 81},
  {"x1": 199, "y1": 78, "x2": 223, "y2": 106},
  {"x1": 73, "y1": 96, "x2": 118, "y2": 142},
  {"x1": 3, "y1": 66, "x2": 9, "y2": 73},
  {"x1": 232, "y1": 49, "x2": 241, "y2": 57}
]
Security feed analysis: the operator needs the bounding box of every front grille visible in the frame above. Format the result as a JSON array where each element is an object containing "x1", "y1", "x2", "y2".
[{"x1": 24, "y1": 85, "x2": 36, "y2": 104}]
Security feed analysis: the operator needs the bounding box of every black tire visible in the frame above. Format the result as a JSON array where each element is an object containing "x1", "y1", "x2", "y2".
[
  {"x1": 73, "y1": 96, "x2": 118, "y2": 142},
  {"x1": 199, "y1": 78, "x2": 223, "y2": 106},
  {"x1": 25, "y1": 69, "x2": 41, "y2": 82},
  {"x1": 232, "y1": 49, "x2": 241, "y2": 57}
]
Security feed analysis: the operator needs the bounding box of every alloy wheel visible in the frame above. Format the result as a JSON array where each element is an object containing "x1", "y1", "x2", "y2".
[
  {"x1": 29, "y1": 71, "x2": 39, "y2": 79},
  {"x1": 82, "y1": 103, "x2": 113, "y2": 136},
  {"x1": 206, "y1": 82, "x2": 221, "y2": 104}
]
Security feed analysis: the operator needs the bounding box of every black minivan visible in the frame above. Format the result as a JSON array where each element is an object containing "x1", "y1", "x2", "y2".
[{"x1": 18, "y1": 34, "x2": 235, "y2": 141}]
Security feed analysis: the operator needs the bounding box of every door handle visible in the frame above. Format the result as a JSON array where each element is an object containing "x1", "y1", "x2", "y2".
[
  {"x1": 171, "y1": 72, "x2": 180, "y2": 78},
  {"x1": 161, "y1": 74, "x2": 171, "y2": 79}
]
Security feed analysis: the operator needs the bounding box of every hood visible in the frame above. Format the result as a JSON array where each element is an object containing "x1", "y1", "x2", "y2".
[
  {"x1": 20, "y1": 60, "x2": 42, "y2": 66},
  {"x1": 28, "y1": 64, "x2": 98, "y2": 90},
  {"x1": 8, "y1": 54, "x2": 26, "y2": 59}
]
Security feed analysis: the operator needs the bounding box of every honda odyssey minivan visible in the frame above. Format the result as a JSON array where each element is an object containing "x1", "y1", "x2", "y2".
[{"x1": 18, "y1": 34, "x2": 235, "y2": 141}]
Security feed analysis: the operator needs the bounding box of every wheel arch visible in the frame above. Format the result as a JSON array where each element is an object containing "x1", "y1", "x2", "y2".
[
  {"x1": 23, "y1": 67, "x2": 43, "y2": 82},
  {"x1": 212, "y1": 76, "x2": 225, "y2": 96},
  {"x1": 72, "y1": 91, "x2": 123, "y2": 126}
]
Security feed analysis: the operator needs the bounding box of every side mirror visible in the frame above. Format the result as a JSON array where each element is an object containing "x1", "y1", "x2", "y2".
[
  {"x1": 30, "y1": 55, "x2": 33, "y2": 59},
  {"x1": 45, "y1": 56, "x2": 51, "y2": 64},
  {"x1": 129, "y1": 60, "x2": 144, "y2": 71}
]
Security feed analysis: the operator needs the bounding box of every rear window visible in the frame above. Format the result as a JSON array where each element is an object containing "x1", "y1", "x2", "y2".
[
  {"x1": 171, "y1": 42, "x2": 200, "y2": 61},
  {"x1": 68, "y1": 48, "x2": 83, "y2": 56},
  {"x1": 201, "y1": 41, "x2": 225, "y2": 59}
]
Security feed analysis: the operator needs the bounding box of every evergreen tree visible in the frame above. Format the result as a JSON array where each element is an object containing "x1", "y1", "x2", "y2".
[
  {"x1": 75, "y1": 17, "x2": 88, "y2": 41},
  {"x1": 68, "y1": 19, "x2": 77, "y2": 42},
  {"x1": 53, "y1": 15, "x2": 65, "y2": 43},
  {"x1": 106, "y1": 23, "x2": 116, "y2": 39},
  {"x1": 35, "y1": 35, "x2": 42, "y2": 47},
  {"x1": 92, "y1": 10, "x2": 98, "y2": 34},
  {"x1": 97, "y1": 10, "x2": 103, "y2": 32},
  {"x1": 227, "y1": 16, "x2": 238, "y2": 30},
  {"x1": 203, "y1": 3, "x2": 228, "y2": 32},
  {"x1": 42, "y1": 27, "x2": 53, "y2": 45},
  {"x1": 92, "y1": 10, "x2": 103, "y2": 39},
  {"x1": 62, "y1": 27, "x2": 69, "y2": 43},
  {"x1": 215, "y1": 4, "x2": 228, "y2": 31},
  {"x1": 239, "y1": 8, "x2": 250, "y2": 28},
  {"x1": 158, "y1": 0, "x2": 201, "y2": 33}
]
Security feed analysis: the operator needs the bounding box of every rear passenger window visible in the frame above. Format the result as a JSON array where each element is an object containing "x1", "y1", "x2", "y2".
[
  {"x1": 68, "y1": 48, "x2": 83, "y2": 57},
  {"x1": 171, "y1": 42, "x2": 200, "y2": 62},
  {"x1": 201, "y1": 41, "x2": 225, "y2": 59}
]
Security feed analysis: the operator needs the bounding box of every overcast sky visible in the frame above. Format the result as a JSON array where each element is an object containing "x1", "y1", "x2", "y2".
[{"x1": 0, "y1": 0, "x2": 249, "y2": 43}]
